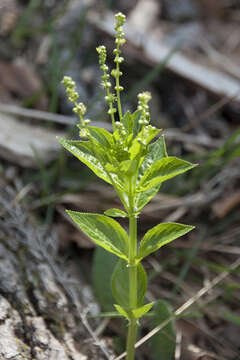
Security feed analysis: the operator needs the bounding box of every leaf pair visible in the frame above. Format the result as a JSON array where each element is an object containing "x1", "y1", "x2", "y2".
[
  {"x1": 112, "y1": 259, "x2": 154, "y2": 320},
  {"x1": 112, "y1": 260, "x2": 146, "y2": 309},
  {"x1": 67, "y1": 211, "x2": 194, "y2": 262},
  {"x1": 58, "y1": 121, "x2": 196, "y2": 214}
]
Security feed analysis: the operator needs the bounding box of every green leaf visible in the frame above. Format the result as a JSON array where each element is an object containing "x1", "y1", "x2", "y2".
[
  {"x1": 132, "y1": 110, "x2": 142, "y2": 138},
  {"x1": 114, "y1": 304, "x2": 131, "y2": 320},
  {"x1": 138, "y1": 126, "x2": 161, "y2": 147},
  {"x1": 135, "y1": 184, "x2": 160, "y2": 213},
  {"x1": 67, "y1": 211, "x2": 129, "y2": 260},
  {"x1": 114, "y1": 303, "x2": 153, "y2": 320},
  {"x1": 104, "y1": 208, "x2": 128, "y2": 218},
  {"x1": 92, "y1": 247, "x2": 117, "y2": 312},
  {"x1": 139, "y1": 135, "x2": 167, "y2": 178},
  {"x1": 134, "y1": 136, "x2": 168, "y2": 211},
  {"x1": 137, "y1": 223, "x2": 195, "y2": 260},
  {"x1": 137, "y1": 156, "x2": 197, "y2": 191},
  {"x1": 128, "y1": 140, "x2": 141, "y2": 159},
  {"x1": 85, "y1": 126, "x2": 113, "y2": 148},
  {"x1": 57, "y1": 138, "x2": 110, "y2": 184},
  {"x1": 120, "y1": 158, "x2": 139, "y2": 176},
  {"x1": 150, "y1": 300, "x2": 176, "y2": 360},
  {"x1": 111, "y1": 260, "x2": 147, "y2": 309},
  {"x1": 121, "y1": 110, "x2": 134, "y2": 135},
  {"x1": 121, "y1": 110, "x2": 141, "y2": 138},
  {"x1": 132, "y1": 302, "x2": 154, "y2": 319},
  {"x1": 57, "y1": 137, "x2": 124, "y2": 190}
]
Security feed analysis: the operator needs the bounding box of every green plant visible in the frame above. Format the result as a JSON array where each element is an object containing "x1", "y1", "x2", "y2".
[{"x1": 58, "y1": 12, "x2": 196, "y2": 360}]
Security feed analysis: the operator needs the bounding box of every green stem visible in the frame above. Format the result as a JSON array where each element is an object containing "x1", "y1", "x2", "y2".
[
  {"x1": 126, "y1": 206, "x2": 138, "y2": 360},
  {"x1": 129, "y1": 215, "x2": 137, "y2": 294},
  {"x1": 103, "y1": 70, "x2": 116, "y2": 131},
  {"x1": 109, "y1": 103, "x2": 116, "y2": 131},
  {"x1": 116, "y1": 46, "x2": 123, "y2": 120},
  {"x1": 126, "y1": 317, "x2": 137, "y2": 360}
]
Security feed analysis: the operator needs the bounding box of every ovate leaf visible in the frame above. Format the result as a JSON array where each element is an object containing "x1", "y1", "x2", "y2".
[
  {"x1": 121, "y1": 109, "x2": 141, "y2": 138},
  {"x1": 111, "y1": 260, "x2": 147, "y2": 309},
  {"x1": 137, "y1": 223, "x2": 195, "y2": 260},
  {"x1": 114, "y1": 304, "x2": 131, "y2": 320},
  {"x1": 120, "y1": 158, "x2": 139, "y2": 176},
  {"x1": 58, "y1": 138, "x2": 124, "y2": 190},
  {"x1": 57, "y1": 138, "x2": 110, "y2": 184},
  {"x1": 137, "y1": 156, "x2": 197, "y2": 191},
  {"x1": 104, "y1": 208, "x2": 128, "y2": 218},
  {"x1": 86, "y1": 126, "x2": 113, "y2": 148},
  {"x1": 150, "y1": 300, "x2": 176, "y2": 360},
  {"x1": 114, "y1": 303, "x2": 154, "y2": 321},
  {"x1": 132, "y1": 302, "x2": 154, "y2": 320},
  {"x1": 128, "y1": 139, "x2": 141, "y2": 159},
  {"x1": 92, "y1": 247, "x2": 117, "y2": 312},
  {"x1": 121, "y1": 110, "x2": 134, "y2": 135},
  {"x1": 138, "y1": 135, "x2": 167, "y2": 179},
  {"x1": 135, "y1": 184, "x2": 160, "y2": 213},
  {"x1": 134, "y1": 136, "x2": 168, "y2": 211},
  {"x1": 67, "y1": 211, "x2": 129, "y2": 260}
]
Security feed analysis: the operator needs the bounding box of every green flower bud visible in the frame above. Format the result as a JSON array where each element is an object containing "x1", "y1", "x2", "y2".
[
  {"x1": 79, "y1": 128, "x2": 88, "y2": 137},
  {"x1": 111, "y1": 69, "x2": 117, "y2": 78},
  {"x1": 96, "y1": 45, "x2": 107, "y2": 65},
  {"x1": 137, "y1": 91, "x2": 152, "y2": 127},
  {"x1": 108, "y1": 108, "x2": 117, "y2": 115},
  {"x1": 115, "y1": 12, "x2": 126, "y2": 27},
  {"x1": 115, "y1": 85, "x2": 124, "y2": 92},
  {"x1": 73, "y1": 102, "x2": 86, "y2": 116}
]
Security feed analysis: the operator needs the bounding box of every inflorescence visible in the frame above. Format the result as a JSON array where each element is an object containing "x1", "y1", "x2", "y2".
[{"x1": 62, "y1": 12, "x2": 154, "y2": 146}]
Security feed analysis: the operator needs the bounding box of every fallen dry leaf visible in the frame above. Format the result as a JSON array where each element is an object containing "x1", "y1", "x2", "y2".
[
  {"x1": 212, "y1": 190, "x2": 240, "y2": 218},
  {"x1": 0, "y1": 58, "x2": 48, "y2": 110}
]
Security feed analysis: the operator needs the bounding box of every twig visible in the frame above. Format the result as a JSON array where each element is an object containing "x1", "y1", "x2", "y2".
[
  {"x1": 201, "y1": 38, "x2": 240, "y2": 80},
  {"x1": 0, "y1": 103, "x2": 112, "y2": 130},
  {"x1": 174, "y1": 330, "x2": 182, "y2": 360},
  {"x1": 0, "y1": 103, "x2": 75, "y2": 125}
]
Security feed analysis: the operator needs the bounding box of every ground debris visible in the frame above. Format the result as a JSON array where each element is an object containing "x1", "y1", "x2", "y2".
[
  {"x1": 0, "y1": 113, "x2": 64, "y2": 167},
  {"x1": 0, "y1": 181, "x2": 113, "y2": 360}
]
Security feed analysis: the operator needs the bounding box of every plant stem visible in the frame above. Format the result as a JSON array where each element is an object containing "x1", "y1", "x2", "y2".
[
  {"x1": 129, "y1": 215, "x2": 137, "y2": 301},
  {"x1": 115, "y1": 42, "x2": 123, "y2": 120},
  {"x1": 126, "y1": 317, "x2": 137, "y2": 360},
  {"x1": 126, "y1": 212, "x2": 138, "y2": 360},
  {"x1": 116, "y1": 64, "x2": 122, "y2": 120}
]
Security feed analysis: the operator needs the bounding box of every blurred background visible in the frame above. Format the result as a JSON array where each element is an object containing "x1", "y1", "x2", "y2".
[{"x1": 0, "y1": 0, "x2": 240, "y2": 359}]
